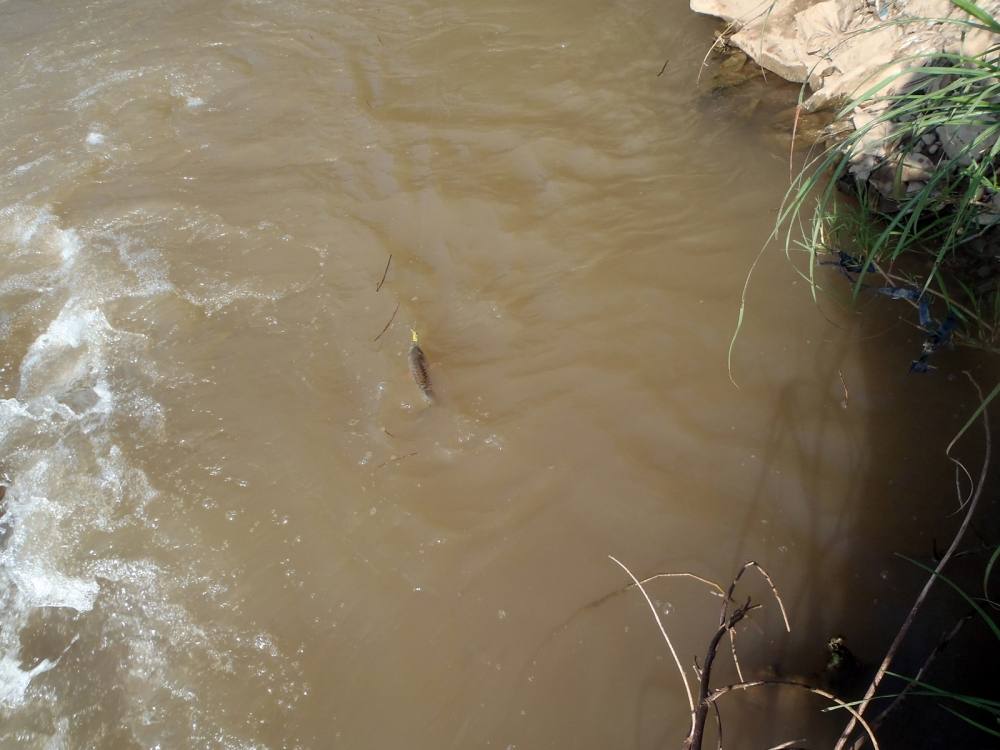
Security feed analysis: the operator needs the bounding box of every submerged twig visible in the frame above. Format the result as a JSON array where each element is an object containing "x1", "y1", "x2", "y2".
[
  {"x1": 834, "y1": 372, "x2": 991, "y2": 750},
  {"x1": 375, "y1": 451, "x2": 417, "y2": 470},
  {"x1": 376, "y1": 254, "x2": 392, "y2": 292},
  {"x1": 839, "y1": 369, "x2": 849, "y2": 409},
  {"x1": 372, "y1": 302, "x2": 400, "y2": 342},
  {"x1": 657, "y1": 58, "x2": 670, "y2": 77}
]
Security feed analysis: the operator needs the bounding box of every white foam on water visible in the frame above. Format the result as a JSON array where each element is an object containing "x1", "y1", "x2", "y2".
[
  {"x1": 25, "y1": 303, "x2": 106, "y2": 356},
  {"x1": 0, "y1": 204, "x2": 302, "y2": 744},
  {"x1": 0, "y1": 209, "x2": 148, "y2": 714},
  {"x1": 84, "y1": 132, "x2": 105, "y2": 146},
  {"x1": 112, "y1": 232, "x2": 175, "y2": 299},
  {"x1": 69, "y1": 68, "x2": 151, "y2": 109},
  {"x1": 13, "y1": 206, "x2": 56, "y2": 247},
  {"x1": 90, "y1": 379, "x2": 114, "y2": 417},
  {"x1": 58, "y1": 228, "x2": 81, "y2": 264},
  {"x1": 0, "y1": 205, "x2": 82, "y2": 269},
  {"x1": 0, "y1": 653, "x2": 60, "y2": 707},
  {"x1": 0, "y1": 631, "x2": 79, "y2": 709},
  {"x1": 0, "y1": 471, "x2": 99, "y2": 611},
  {"x1": 18, "y1": 302, "x2": 112, "y2": 400},
  {"x1": 181, "y1": 279, "x2": 286, "y2": 314},
  {"x1": 10, "y1": 564, "x2": 98, "y2": 613},
  {"x1": 12, "y1": 155, "x2": 51, "y2": 176}
]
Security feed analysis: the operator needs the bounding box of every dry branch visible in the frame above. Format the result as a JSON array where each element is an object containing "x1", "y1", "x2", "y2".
[
  {"x1": 609, "y1": 556, "x2": 695, "y2": 715},
  {"x1": 725, "y1": 561, "x2": 790, "y2": 633},
  {"x1": 685, "y1": 561, "x2": 790, "y2": 750},
  {"x1": 709, "y1": 680, "x2": 880, "y2": 750},
  {"x1": 685, "y1": 599, "x2": 760, "y2": 750}
]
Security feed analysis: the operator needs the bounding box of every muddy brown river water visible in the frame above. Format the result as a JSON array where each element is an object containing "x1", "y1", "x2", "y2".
[{"x1": 0, "y1": 0, "x2": 995, "y2": 748}]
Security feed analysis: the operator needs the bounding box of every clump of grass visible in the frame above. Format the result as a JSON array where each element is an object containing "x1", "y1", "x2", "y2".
[{"x1": 772, "y1": 0, "x2": 1000, "y2": 355}]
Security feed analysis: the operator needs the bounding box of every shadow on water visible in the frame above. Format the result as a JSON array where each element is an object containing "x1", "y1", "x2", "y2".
[{"x1": 715, "y1": 270, "x2": 1000, "y2": 746}]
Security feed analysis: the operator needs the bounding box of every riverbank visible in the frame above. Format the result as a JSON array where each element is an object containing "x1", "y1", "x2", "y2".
[
  {"x1": 698, "y1": 0, "x2": 1000, "y2": 359},
  {"x1": 693, "y1": 0, "x2": 1000, "y2": 200}
]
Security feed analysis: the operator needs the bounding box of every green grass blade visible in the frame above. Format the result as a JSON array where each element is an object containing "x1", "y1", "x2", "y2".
[
  {"x1": 985, "y1": 544, "x2": 1000, "y2": 605},
  {"x1": 885, "y1": 672, "x2": 1000, "y2": 709},
  {"x1": 947, "y1": 381, "x2": 1000, "y2": 450},
  {"x1": 898, "y1": 554, "x2": 1000, "y2": 641},
  {"x1": 951, "y1": 0, "x2": 1000, "y2": 33},
  {"x1": 942, "y1": 705, "x2": 1000, "y2": 737}
]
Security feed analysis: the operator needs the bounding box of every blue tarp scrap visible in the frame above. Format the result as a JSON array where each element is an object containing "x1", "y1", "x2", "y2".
[
  {"x1": 820, "y1": 251, "x2": 963, "y2": 373},
  {"x1": 918, "y1": 298, "x2": 932, "y2": 328},
  {"x1": 821, "y1": 251, "x2": 877, "y2": 281},
  {"x1": 876, "y1": 286, "x2": 957, "y2": 373},
  {"x1": 878, "y1": 286, "x2": 919, "y2": 301}
]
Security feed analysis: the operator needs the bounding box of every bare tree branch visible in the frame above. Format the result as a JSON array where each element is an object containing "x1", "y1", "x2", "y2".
[
  {"x1": 684, "y1": 600, "x2": 759, "y2": 749},
  {"x1": 725, "y1": 561, "x2": 790, "y2": 633}
]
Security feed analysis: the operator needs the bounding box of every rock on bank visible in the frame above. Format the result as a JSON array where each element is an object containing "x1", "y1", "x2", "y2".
[{"x1": 691, "y1": 0, "x2": 1000, "y2": 111}]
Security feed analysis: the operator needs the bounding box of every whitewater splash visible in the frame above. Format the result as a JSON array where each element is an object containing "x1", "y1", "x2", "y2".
[{"x1": 0, "y1": 205, "x2": 301, "y2": 746}]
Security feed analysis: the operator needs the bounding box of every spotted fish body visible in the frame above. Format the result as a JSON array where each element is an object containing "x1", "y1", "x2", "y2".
[{"x1": 408, "y1": 329, "x2": 434, "y2": 403}]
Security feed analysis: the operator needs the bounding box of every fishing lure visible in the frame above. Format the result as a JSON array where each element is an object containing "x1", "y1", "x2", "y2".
[{"x1": 408, "y1": 328, "x2": 434, "y2": 403}]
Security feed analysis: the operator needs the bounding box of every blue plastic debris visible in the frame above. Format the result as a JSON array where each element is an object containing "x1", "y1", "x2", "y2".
[
  {"x1": 927, "y1": 314, "x2": 957, "y2": 349},
  {"x1": 824, "y1": 252, "x2": 960, "y2": 374},
  {"x1": 918, "y1": 298, "x2": 932, "y2": 328},
  {"x1": 910, "y1": 314, "x2": 957, "y2": 373},
  {"x1": 878, "y1": 286, "x2": 920, "y2": 301},
  {"x1": 909, "y1": 358, "x2": 936, "y2": 373},
  {"x1": 821, "y1": 250, "x2": 877, "y2": 281},
  {"x1": 875, "y1": 283, "x2": 957, "y2": 373}
]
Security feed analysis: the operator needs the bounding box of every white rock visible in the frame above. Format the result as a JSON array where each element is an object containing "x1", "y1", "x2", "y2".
[{"x1": 692, "y1": 0, "x2": 1000, "y2": 113}]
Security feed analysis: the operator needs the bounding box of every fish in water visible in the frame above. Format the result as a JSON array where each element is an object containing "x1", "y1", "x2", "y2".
[{"x1": 408, "y1": 328, "x2": 434, "y2": 403}]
